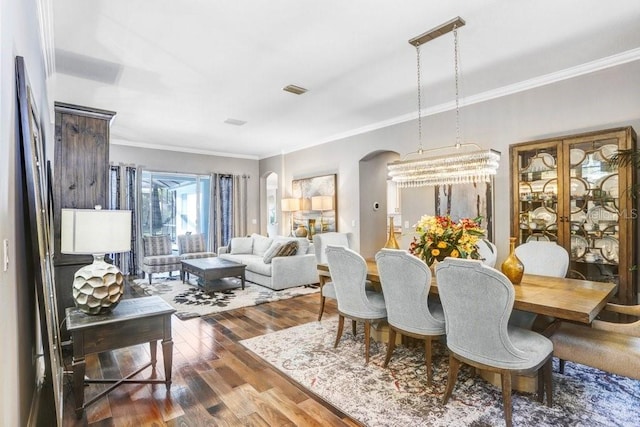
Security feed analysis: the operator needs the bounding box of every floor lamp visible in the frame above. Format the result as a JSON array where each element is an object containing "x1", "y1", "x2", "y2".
[
  {"x1": 311, "y1": 195, "x2": 334, "y2": 232},
  {"x1": 281, "y1": 198, "x2": 300, "y2": 237}
]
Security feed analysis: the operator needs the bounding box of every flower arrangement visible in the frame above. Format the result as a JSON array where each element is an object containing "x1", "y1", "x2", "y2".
[{"x1": 408, "y1": 215, "x2": 485, "y2": 266}]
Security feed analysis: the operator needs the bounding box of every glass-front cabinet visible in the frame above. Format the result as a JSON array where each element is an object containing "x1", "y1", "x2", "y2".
[{"x1": 510, "y1": 127, "x2": 637, "y2": 304}]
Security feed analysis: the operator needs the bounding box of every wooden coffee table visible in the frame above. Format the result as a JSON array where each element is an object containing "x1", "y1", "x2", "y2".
[{"x1": 181, "y1": 257, "x2": 246, "y2": 291}]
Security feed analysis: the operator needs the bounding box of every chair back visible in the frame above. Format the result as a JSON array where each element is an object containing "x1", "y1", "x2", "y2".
[
  {"x1": 314, "y1": 232, "x2": 354, "y2": 264},
  {"x1": 178, "y1": 233, "x2": 207, "y2": 254},
  {"x1": 436, "y1": 258, "x2": 529, "y2": 366},
  {"x1": 143, "y1": 235, "x2": 173, "y2": 256},
  {"x1": 477, "y1": 239, "x2": 497, "y2": 267},
  {"x1": 375, "y1": 249, "x2": 444, "y2": 335},
  {"x1": 515, "y1": 241, "x2": 568, "y2": 277},
  {"x1": 326, "y1": 245, "x2": 381, "y2": 318}
]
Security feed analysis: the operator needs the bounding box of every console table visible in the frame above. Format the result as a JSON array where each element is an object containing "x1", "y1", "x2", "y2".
[{"x1": 66, "y1": 296, "x2": 176, "y2": 418}]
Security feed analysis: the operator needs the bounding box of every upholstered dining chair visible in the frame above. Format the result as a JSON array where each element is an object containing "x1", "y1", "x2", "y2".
[
  {"x1": 513, "y1": 241, "x2": 569, "y2": 329},
  {"x1": 375, "y1": 248, "x2": 445, "y2": 385},
  {"x1": 477, "y1": 239, "x2": 497, "y2": 267},
  {"x1": 315, "y1": 232, "x2": 373, "y2": 321},
  {"x1": 326, "y1": 245, "x2": 387, "y2": 364},
  {"x1": 141, "y1": 235, "x2": 182, "y2": 284},
  {"x1": 436, "y1": 258, "x2": 553, "y2": 427}
]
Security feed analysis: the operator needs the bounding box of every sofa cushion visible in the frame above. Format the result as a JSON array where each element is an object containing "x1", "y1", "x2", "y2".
[
  {"x1": 276, "y1": 241, "x2": 299, "y2": 257},
  {"x1": 244, "y1": 258, "x2": 272, "y2": 276},
  {"x1": 263, "y1": 242, "x2": 282, "y2": 264},
  {"x1": 143, "y1": 254, "x2": 181, "y2": 266},
  {"x1": 230, "y1": 237, "x2": 253, "y2": 254},
  {"x1": 251, "y1": 233, "x2": 273, "y2": 256}
]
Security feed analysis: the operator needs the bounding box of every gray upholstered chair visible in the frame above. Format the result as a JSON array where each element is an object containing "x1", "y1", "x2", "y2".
[
  {"x1": 436, "y1": 258, "x2": 553, "y2": 427},
  {"x1": 177, "y1": 232, "x2": 216, "y2": 281},
  {"x1": 477, "y1": 239, "x2": 497, "y2": 267},
  {"x1": 375, "y1": 248, "x2": 445, "y2": 385},
  {"x1": 141, "y1": 235, "x2": 182, "y2": 284},
  {"x1": 314, "y1": 232, "x2": 355, "y2": 320},
  {"x1": 512, "y1": 241, "x2": 569, "y2": 329},
  {"x1": 326, "y1": 245, "x2": 387, "y2": 364}
]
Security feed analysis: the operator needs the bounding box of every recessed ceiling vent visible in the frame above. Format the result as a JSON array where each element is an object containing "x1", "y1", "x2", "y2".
[
  {"x1": 224, "y1": 118, "x2": 247, "y2": 126},
  {"x1": 282, "y1": 84, "x2": 308, "y2": 95}
]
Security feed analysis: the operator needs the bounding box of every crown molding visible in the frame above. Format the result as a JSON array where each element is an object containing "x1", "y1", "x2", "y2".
[{"x1": 110, "y1": 138, "x2": 259, "y2": 160}]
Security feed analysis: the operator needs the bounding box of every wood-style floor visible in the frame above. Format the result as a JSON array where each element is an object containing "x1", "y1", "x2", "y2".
[{"x1": 61, "y1": 291, "x2": 360, "y2": 426}]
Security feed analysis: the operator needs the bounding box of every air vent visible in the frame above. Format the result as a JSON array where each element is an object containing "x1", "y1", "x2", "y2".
[
  {"x1": 224, "y1": 118, "x2": 247, "y2": 126},
  {"x1": 283, "y1": 84, "x2": 308, "y2": 95}
]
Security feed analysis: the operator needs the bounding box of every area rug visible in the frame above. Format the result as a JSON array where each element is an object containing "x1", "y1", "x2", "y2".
[
  {"x1": 129, "y1": 276, "x2": 319, "y2": 320},
  {"x1": 240, "y1": 320, "x2": 640, "y2": 427}
]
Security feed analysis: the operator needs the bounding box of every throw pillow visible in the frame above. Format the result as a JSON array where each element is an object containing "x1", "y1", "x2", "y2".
[
  {"x1": 251, "y1": 233, "x2": 273, "y2": 256},
  {"x1": 275, "y1": 241, "x2": 299, "y2": 258},
  {"x1": 262, "y1": 242, "x2": 282, "y2": 264},
  {"x1": 230, "y1": 237, "x2": 253, "y2": 254}
]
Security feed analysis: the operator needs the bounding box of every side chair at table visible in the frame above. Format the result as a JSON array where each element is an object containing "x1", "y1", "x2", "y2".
[
  {"x1": 436, "y1": 258, "x2": 553, "y2": 427},
  {"x1": 375, "y1": 248, "x2": 445, "y2": 385},
  {"x1": 326, "y1": 245, "x2": 387, "y2": 364}
]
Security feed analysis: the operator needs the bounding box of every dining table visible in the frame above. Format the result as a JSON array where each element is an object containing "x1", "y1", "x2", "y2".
[{"x1": 317, "y1": 260, "x2": 617, "y2": 324}]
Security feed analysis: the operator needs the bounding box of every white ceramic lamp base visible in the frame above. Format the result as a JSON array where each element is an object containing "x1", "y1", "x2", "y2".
[{"x1": 72, "y1": 255, "x2": 124, "y2": 315}]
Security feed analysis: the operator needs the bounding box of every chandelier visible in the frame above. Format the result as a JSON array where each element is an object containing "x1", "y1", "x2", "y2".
[{"x1": 388, "y1": 17, "x2": 500, "y2": 188}]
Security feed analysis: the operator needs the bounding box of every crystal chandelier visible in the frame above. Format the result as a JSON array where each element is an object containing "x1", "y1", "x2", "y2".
[{"x1": 388, "y1": 17, "x2": 500, "y2": 188}]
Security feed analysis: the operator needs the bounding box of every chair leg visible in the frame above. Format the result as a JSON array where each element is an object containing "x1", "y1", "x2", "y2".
[
  {"x1": 425, "y1": 338, "x2": 433, "y2": 386},
  {"x1": 442, "y1": 354, "x2": 460, "y2": 405},
  {"x1": 334, "y1": 315, "x2": 345, "y2": 348},
  {"x1": 364, "y1": 320, "x2": 371, "y2": 364},
  {"x1": 352, "y1": 320, "x2": 357, "y2": 337},
  {"x1": 318, "y1": 296, "x2": 326, "y2": 321},
  {"x1": 148, "y1": 273, "x2": 152, "y2": 285},
  {"x1": 383, "y1": 327, "x2": 396, "y2": 368},
  {"x1": 559, "y1": 359, "x2": 566, "y2": 374},
  {"x1": 537, "y1": 366, "x2": 544, "y2": 404},
  {"x1": 500, "y1": 370, "x2": 513, "y2": 427},
  {"x1": 544, "y1": 358, "x2": 553, "y2": 407}
]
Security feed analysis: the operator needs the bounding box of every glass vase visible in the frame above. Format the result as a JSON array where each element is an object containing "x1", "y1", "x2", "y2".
[
  {"x1": 501, "y1": 237, "x2": 524, "y2": 284},
  {"x1": 384, "y1": 217, "x2": 400, "y2": 249}
]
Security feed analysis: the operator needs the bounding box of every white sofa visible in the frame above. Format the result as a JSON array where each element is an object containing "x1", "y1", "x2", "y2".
[{"x1": 218, "y1": 233, "x2": 319, "y2": 290}]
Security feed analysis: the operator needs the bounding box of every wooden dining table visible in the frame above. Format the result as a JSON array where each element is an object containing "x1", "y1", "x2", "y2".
[{"x1": 317, "y1": 260, "x2": 617, "y2": 324}]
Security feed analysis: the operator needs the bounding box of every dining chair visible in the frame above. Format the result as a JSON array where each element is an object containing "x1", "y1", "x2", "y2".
[
  {"x1": 436, "y1": 258, "x2": 553, "y2": 427},
  {"x1": 314, "y1": 232, "x2": 354, "y2": 320},
  {"x1": 375, "y1": 248, "x2": 445, "y2": 385},
  {"x1": 326, "y1": 245, "x2": 387, "y2": 364},
  {"x1": 513, "y1": 241, "x2": 569, "y2": 329},
  {"x1": 477, "y1": 239, "x2": 497, "y2": 267}
]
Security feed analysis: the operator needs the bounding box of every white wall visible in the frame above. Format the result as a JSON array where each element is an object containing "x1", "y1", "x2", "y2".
[
  {"x1": 1, "y1": 0, "x2": 52, "y2": 425},
  {"x1": 277, "y1": 59, "x2": 640, "y2": 264}
]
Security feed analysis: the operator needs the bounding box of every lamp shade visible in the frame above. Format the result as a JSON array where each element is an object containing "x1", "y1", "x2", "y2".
[
  {"x1": 311, "y1": 195, "x2": 334, "y2": 211},
  {"x1": 281, "y1": 198, "x2": 300, "y2": 212},
  {"x1": 61, "y1": 208, "x2": 132, "y2": 255}
]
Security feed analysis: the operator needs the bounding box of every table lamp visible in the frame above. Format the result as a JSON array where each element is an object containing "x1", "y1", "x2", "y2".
[
  {"x1": 61, "y1": 207, "x2": 132, "y2": 314},
  {"x1": 281, "y1": 198, "x2": 300, "y2": 237},
  {"x1": 311, "y1": 195, "x2": 334, "y2": 232}
]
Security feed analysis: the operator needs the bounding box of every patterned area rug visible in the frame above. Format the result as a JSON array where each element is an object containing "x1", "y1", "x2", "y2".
[
  {"x1": 241, "y1": 321, "x2": 640, "y2": 427},
  {"x1": 129, "y1": 275, "x2": 319, "y2": 320}
]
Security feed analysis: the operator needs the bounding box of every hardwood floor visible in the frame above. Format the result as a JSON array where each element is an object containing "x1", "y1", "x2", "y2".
[{"x1": 61, "y1": 292, "x2": 360, "y2": 426}]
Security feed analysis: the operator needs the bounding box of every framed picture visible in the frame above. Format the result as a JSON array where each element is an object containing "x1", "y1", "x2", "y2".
[
  {"x1": 292, "y1": 174, "x2": 337, "y2": 236},
  {"x1": 16, "y1": 56, "x2": 63, "y2": 424},
  {"x1": 435, "y1": 180, "x2": 494, "y2": 241}
]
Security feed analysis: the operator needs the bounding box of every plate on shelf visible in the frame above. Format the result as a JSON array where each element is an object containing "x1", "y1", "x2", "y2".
[
  {"x1": 593, "y1": 144, "x2": 618, "y2": 161},
  {"x1": 569, "y1": 177, "x2": 589, "y2": 197},
  {"x1": 569, "y1": 148, "x2": 586, "y2": 167},
  {"x1": 594, "y1": 236, "x2": 619, "y2": 263},
  {"x1": 527, "y1": 234, "x2": 550, "y2": 242},
  {"x1": 586, "y1": 205, "x2": 619, "y2": 224},
  {"x1": 532, "y1": 207, "x2": 557, "y2": 226},
  {"x1": 570, "y1": 235, "x2": 588, "y2": 259},
  {"x1": 570, "y1": 210, "x2": 587, "y2": 224},
  {"x1": 524, "y1": 153, "x2": 556, "y2": 172},
  {"x1": 599, "y1": 173, "x2": 619, "y2": 198}
]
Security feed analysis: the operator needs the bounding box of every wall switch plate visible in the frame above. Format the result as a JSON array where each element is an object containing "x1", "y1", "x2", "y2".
[
  {"x1": 351, "y1": 219, "x2": 356, "y2": 227},
  {"x1": 251, "y1": 218, "x2": 257, "y2": 225},
  {"x1": 404, "y1": 221, "x2": 410, "y2": 229},
  {"x1": 3, "y1": 239, "x2": 8, "y2": 272}
]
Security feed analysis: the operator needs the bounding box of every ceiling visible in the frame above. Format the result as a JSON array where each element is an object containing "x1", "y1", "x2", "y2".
[{"x1": 52, "y1": 1, "x2": 640, "y2": 160}]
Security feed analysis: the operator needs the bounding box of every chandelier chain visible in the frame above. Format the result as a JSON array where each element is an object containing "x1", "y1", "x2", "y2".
[
  {"x1": 416, "y1": 43, "x2": 423, "y2": 153},
  {"x1": 453, "y1": 24, "x2": 461, "y2": 148}
]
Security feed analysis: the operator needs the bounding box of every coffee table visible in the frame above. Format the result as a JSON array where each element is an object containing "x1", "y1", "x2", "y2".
[{"x1": 181, "y1": 257, "x2": 246, "y2": 291}]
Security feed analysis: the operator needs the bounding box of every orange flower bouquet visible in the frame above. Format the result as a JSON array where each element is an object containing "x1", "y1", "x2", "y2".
[{"x1": 408, "y1": 215, "x2": 485, "y2": 266}]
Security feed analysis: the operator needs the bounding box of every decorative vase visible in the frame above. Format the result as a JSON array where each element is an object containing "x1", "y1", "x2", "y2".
[
  {"x1": 501, "y1": 237, "x2": 524, "y2": 284},
  {"x1": 384, "y1": 216, "x2": 400, "y2": 249},
  {"x1": 308, "y1": 219, "x2": 316, "y2": 239},
  {"x1": 429, "y1": 258, "x2": 439, "y2": 276},
  {"x1": 295, "y1": 224, "x2": 308, "y2": 238}
]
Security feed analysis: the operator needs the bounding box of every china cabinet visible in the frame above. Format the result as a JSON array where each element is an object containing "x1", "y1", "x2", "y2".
[{"x1": 510, "y1": 127, "x2": 637, "y2": 304}]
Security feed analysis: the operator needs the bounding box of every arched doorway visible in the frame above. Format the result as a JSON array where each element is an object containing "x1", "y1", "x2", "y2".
[{"x1": 265, "y1": 172, "x2": 278, "y2": 237}]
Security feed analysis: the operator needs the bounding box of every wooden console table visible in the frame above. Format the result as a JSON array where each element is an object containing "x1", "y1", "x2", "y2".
[{"x1": 66, "y1": 296, "x2": 176, "y2": 418}]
